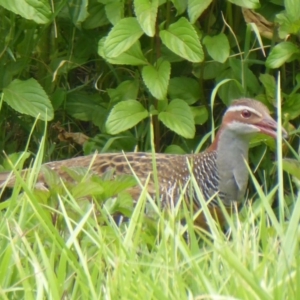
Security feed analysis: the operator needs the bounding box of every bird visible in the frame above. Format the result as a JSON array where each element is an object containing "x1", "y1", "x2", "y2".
[{"x1": 0, "y1": 98, "x2": 288, "y2": 228}]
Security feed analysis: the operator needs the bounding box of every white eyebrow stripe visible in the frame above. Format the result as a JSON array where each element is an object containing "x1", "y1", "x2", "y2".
[
  {"x1": 228, "y1": 120, "x2": 259, "y2": 131},
  {"x1": 226, "y1": 105, "x2": 262, "y2": 117}
]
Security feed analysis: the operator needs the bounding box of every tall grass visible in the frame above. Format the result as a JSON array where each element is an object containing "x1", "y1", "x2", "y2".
[{"x1": 0, "y1": 103, "x2": 298, "y2": 300}]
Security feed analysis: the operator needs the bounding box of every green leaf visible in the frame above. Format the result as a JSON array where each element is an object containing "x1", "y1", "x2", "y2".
[
  {"x1": 98, "y1": 39, "x2": 148, "y2": 65},
  {"x1": 266, "y1": 42, "x2": 300, "y2": 68},
  {"x1": 281, "y1": 158, "x2": 300, "y2": 180},
  {"x1": 203, "y1": 33, "x2": 230, "y2": 63},
  {"x1": 3, "y1": 78, "x2": 53, "y2": 121},
  {"x1": 159, "y1": 17, "x2": 204, "y2": 63},
  {"x1": 134, "y1": 0, "x2": 158, "y2": 37},
  {"x1": 66, "y1": 92, "x2": 107, "y2": 129},
  {"x1": 164, "y1": 144, "x2": 186, "y2": 154},
  {"x1": 107, "y1": 80, "x2": 140, "y2": 103},
  {"x1": 227, "y1": 0, "x2": 260, "y2": 9},
  {"x1": 105, "y1": 1, "x2": 124, "y2": 25},
  {"x1": 202, "y1": 62, "x2": 225, "y2": 80},
  {"x1": 190, "y1": 106, "x2": 208, "y2": 125},
  {"x1": 51, "y1": 88, "x2": 66, "y2": 110},
  {"x1": 142, "y1": 59, "x2": 171, "y2": 100},
  {"x1": 103, "y1": 17, "x2": 144, "y2": 58},
  {"x1": 0, "y1": 0, "x2": 51, "y2": 23},
  {"x1": 230, "y1": 59, "x2": 259, "y2": 94},
  {"x1": 172, "y1": 0, "x2": 187, "y2": 15},
  {"x1": 259, "y1": 74, "x2": 276, "y2": 102},
  {"x1": 188, "y1": 0, "x2": 212, "y2": 24},
  {"x1": 285, "y1": 0, "x2": 300, "y2": 21},
  {"x1": 283, "y1": 94, "x2": 300, "y2": 120},
  {"x1": 106, "y1": 100, "x2": 148, "y2": 134},
  {"x1": 83, "y1": 2, "x2": 109, "y2": 29},
  {"x1": 216, "y1": 70, "x2": 245, "y2": 106},
  {"x1": 72, "y1": 181, "x2": 104, "y2": 199},
  {"x1": 161, "y1": 44, "x2": 184, "y2": 62},
  {"x1": 276, "y1": 12, "x2": 300, "y2": 38},
  {"x1": 168, "y1": 77, "x2": 201, "y2": 105},
  {"x1": 68, "y1": 0, "x2": 89, "y2": 25},
  {"x1": 1, "y1": 152, "x2": 31, "y2": 171},
  {"x1": 158, "y1": 99, "x2": 195, "y2": 138}
]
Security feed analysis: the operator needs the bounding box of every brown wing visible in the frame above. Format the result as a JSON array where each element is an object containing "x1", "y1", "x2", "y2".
[
  {"x1": 0, "y1": 151, "x2": 218, "y2": 207},
  {"x1": 0, "y1": 152, "x2": 186, "y2": 186},
  {"x1": 43, "y1": 152, "x2": 191, "y2": 202}
]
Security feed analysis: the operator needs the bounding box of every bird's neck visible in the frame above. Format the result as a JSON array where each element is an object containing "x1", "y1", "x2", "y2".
[{"x1": 208, "y1": 125, "x2": 251, "y2": 202}]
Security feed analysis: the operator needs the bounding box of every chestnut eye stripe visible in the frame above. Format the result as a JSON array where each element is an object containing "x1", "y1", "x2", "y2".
[{"x1": 226, "y1": 105, "x2": 262, "y2": 117}]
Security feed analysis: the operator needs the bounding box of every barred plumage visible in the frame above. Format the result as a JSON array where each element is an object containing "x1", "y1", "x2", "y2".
[{"x1": 0, "y1": 98, "x2": 288, "y2": 228}]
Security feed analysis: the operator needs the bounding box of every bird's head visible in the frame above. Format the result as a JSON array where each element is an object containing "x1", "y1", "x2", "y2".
[
  {"x1": 208, "y1": 98, "x2": 288, "y2": 151},
  {"x1": 221, "y1": 98, "x2": 288, "y2": 139}
]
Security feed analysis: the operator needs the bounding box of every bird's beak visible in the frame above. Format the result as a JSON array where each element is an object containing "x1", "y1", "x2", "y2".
[{"x1": 257, "y1": 116, "x2": 288, "y2": 139}]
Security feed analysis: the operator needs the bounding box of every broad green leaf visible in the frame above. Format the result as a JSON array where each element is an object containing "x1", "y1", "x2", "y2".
[
  {"x1": 161, "y1": 44, "x2": 184, "y2": 62},
  {"x1": 203, "y1": 33, "x2": 230, "y2": 63},
  {"x1": 188, "y1": 0, "x2": 212, "y2": 24},
  {"x1": 158, "y1": 99, "x2": 195, "y2": 138},
  {"x1": 283, "y1": 94, "x2": 300, "y2": 120},
  {"x1": 134, "y1": 0, "x2": 158, "y2": 37},
  {"x1": 171, "y1": 0, "x2": 187, "y2": 15},
  {"x1": 266, "y1": 42, "x2": 300, "y2": 68},
  {"x1": 66, "y1": 93, "x2": 107, "y2": 129},
  {"x1": 227, "y1": 0, "x2": 260, "y2": 9},
  {"x1": 229, "y1": 57, "x2": 259, "y2": 95},
  {"x1": 106, "y1": 100, "x2": 148, "y2": 134},
  {"x1": 100, "y1": 175, "x2": 137, "y2": 201},
  {"x1": 216, "y1": 69, "x2": 245, "y2": 106},
  {"x1": 164, "y1": 144, "x2": 186, "y2": 154},
  {"x1": 105, "y1": 1, "x2": 124, "y2": 25},
  {"x1": 281, "y1": 158, "x2": 300, "y2": 180},
  {"x1": 83, "y1": 2, "x2": 109, "y2": 29},
  {"x1": 159, "y1": 17, "x2": 204, "y2": 63},
  {"x1": 3, "y1": 78, "x2": 53, "y2": 121},
  {"x1": 98, "y1": 39, "x2": 148, "y2": 65},
  {"x1": 202, "y1": 62, "x2": 225, "y2": 80},
  {"x1": 168, "y1": 77, "x2": 201, "y2": 104},
  {"x1": 103, "y1": 17, "x2": 144, "y2": 58},
  {"x1": 72, "y1": 181, "x2": 104, "y2": 199},
  {"x1": 1, "y1": 152, "x2": 31, "y2": 171},
  {"x1": 68, "y1": 0, "x2": 89, "y2": 25},
  {"x1": 191, "y1": 106, "x2": 208, "y2": 125},
  {"x1": 107, "y1": 80, "x2": 139, "y2": 103},
  {"x1": 259, "y1": 74, "x2": 276, "y2": 101},
  {"x1": 142, "y1": 59, "x2": 171, "y2": 100},
  {"x1": 51, "y1": 88, "x2": 66, "y2": 110},
  {"x1": 0, "y1": 0, "x2": 51, "y2": 23},
  {"x1": 285, "y1": 0, "x2": 300, "y2": 21},
  {"x1": 276, "y1": 12, "x2": 300, "y2": 38}
]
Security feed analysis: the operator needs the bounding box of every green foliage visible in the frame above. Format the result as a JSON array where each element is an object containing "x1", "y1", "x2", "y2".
[
  {"x1": 266, "y1": 42, "x2": 300, "y2": 68},
  {"x1": 0, "y1": 1, "x2": 299, "y2": 297},
  {"x1": 106, "y1": 100, "x2": 148, "y2": 134},
  {"x1": 142, "y1": 58, "x2": 171, "y2": 100},
  {"x1": 103, "y1": 17, "x2": 144, "y2": 58},
  {"x1": 159, "y1": 17, "x2": 204, "y2": 62},
  {"x1": 0, "y1": 0, "x2": 51, "y2": 24},
  {"x1": 158, "y1": 99, "x2": 195, "y2": 139},
  {"x1": 281, "y1": 158, "x2": 300, "y2": 180},
  {"x1": 0, "y1": 0, "x2": 299, "y2": 232},
  {"x1": 0, "y1": 138, "x2": 299, "y2": 299},
  {"x1": 0, "y1": 0, "x2": 299, "y2": 159},
  {"x1": 203, "y1": 33, "x2": 230, "y2": 63},
  {"x1": 3, "y1": 78, "x2": 54, "y2": 121}
]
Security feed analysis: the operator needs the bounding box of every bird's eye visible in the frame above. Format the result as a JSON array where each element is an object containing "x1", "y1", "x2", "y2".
[{"x1": 241, "y1": 110, "x2": 251, "y2": 118}]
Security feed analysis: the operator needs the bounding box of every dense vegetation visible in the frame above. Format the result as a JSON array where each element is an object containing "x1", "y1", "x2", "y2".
[{"x1": 0, "y1": 0, "x2": 299, "y2": 299}]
